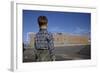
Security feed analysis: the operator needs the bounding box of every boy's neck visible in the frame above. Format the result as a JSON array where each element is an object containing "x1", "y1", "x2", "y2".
[
  {"x1": 40, "y1": 26, "x2": 47, "y2": 30},
  {"x1": 40, "y1": 28, "x2": 47, "y2": 31}
]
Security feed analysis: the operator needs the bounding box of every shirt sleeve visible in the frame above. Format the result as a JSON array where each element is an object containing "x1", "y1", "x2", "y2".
[
  {"x1": 34, "y1": 36, "x2": 37, "y2": 49},
  {"x1": 47, "y1": 33, "x2": 55, "y2": 55}
]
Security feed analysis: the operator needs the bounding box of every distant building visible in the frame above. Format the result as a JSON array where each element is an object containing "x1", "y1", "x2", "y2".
[
  {"x1": 28, "y1": 32, "x2": 35, "y2": 48},
  {"x1": 28, "y1": 32, "x2": 90, "y2": 48},
  {"x1": 53, "y1": 33, "x2": 90, "y2": 47}
]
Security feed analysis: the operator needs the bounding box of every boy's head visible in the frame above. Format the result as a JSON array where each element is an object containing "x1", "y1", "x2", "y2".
[{"x1": 38, "y1": 16, "x2": 48, "y2": 29}]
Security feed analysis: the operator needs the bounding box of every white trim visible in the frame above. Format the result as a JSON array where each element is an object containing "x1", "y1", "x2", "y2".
[
  {"x1": 11, "y1": 1, "x2": 17, "y2": 71},
  {"x1": 11, "y1": 1, "x2": 97, "y2": 71}
]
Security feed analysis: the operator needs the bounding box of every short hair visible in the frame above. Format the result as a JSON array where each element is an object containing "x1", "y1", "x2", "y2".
[{"x1": 38, "y1": 16, "x2": 48, "y2": 27}]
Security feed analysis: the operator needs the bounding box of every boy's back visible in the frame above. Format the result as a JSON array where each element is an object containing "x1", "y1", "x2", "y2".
[{"x1": 34, "y1": 16, "x2": 55, "y2": 61}]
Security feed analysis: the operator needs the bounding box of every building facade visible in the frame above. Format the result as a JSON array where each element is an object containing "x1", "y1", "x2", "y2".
[{"x1": 28, "y1": 32, "x2": 90, "y2": 48}]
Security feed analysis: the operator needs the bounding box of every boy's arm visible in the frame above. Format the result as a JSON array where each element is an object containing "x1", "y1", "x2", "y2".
[
  {"x1": 34, "y1": 36, "x2": 37, "y2": 49},
  {"x1": 47, "y1": 33, "x2": 55, "y2": 60},
  {"x1": 34, "y1": 36, "x2": 38, "y2": 60}
]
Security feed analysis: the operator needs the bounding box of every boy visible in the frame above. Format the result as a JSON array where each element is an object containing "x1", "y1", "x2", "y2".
[{"x1": 34, "y1": 16, "x2": 55, "y2": 61}]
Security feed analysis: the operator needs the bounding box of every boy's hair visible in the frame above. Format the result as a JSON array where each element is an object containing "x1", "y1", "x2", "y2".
[{"x1": 38, "y1": 16, "x2": 48, "y2": 27}]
